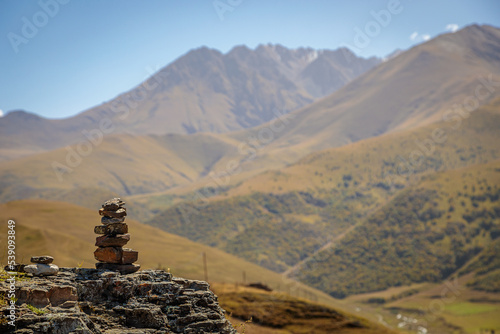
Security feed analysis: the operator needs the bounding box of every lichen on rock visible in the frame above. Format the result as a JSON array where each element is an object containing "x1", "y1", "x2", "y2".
[{"x1": 0, "y1": 268, "x2": 236, "y2": 333}]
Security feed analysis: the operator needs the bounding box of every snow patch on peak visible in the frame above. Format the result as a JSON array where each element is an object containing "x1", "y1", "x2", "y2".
[{"x1": 307, "y1": 50, "x2": 319, "y2": 63}]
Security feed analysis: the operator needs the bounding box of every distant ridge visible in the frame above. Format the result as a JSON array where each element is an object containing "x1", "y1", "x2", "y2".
[
  {"x1": 0, "y1": 44, "x2": 379, "y2": 161},
  {"x1": 234, "y1": 24, "x2": 500, "y2": 160},
  {"x1": 1, "y1": 25, "x2": 499, "y2": 205}
]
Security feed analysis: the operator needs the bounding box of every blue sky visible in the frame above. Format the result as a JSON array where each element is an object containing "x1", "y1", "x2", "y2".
[{"x1": 1, "y1": 0, "x2": 499, "y2": 119}]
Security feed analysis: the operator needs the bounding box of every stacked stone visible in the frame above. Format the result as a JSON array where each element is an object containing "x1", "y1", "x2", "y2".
[
  {"x1": 94, "y1": 198, "x2": 140, "y2": 274},
  {"x1": 24, "y1": 256, "x2": 59, "y2": 276}
]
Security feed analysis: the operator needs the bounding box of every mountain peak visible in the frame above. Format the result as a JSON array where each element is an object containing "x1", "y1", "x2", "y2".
[
  {"x1": 460, "y1": 23, "x2": 498, "y2": 34},
  {"x1": 2, "y1": 110, "x2": 43, "y2": 121},
  {"x1": 0, "y1": 43, "x2": 382, "y2": 159},
  {"x1": 383, "y1": 48, "x2": 404, "y2": 61}
]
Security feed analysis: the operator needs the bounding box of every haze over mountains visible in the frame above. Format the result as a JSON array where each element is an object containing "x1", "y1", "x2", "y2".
[
  {"x1": 0, "y1": 44, "x2": 379, "y2": 161},
  {"x1": 148, "y1": 97, "x2": 500, "y2": 286},
  {"x1": 1, "y1": 23, "x2": 500, "y2": 332},
  {"x1": 1, "y1": 25, "x2": 499, "y2": 201},
  {"x1": 236, "y1": 24, "x2": 500, "y2": 155}
]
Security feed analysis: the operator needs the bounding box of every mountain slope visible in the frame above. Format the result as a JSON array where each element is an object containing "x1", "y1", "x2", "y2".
[
  {"x1": 0, "y1": 45, "x2": 379, "y2": 161},
  {"x1": 217, "y1": 286, "x2": 397, "y2": 334},
  {"x1": 145, "y1": 98, "x2": 500, "y2": 275},
  {"x1": 293, "y1": 159, "x2": 500, "y2": 297},
  {"x1": 0, "y1": 199, "x2": 400, "y2": 333},
  {"x1": 229, "y1": 24, "x2": 500, "y2": 163},
  {"x1": 0, "y1": 132, "x2": 241, "y2": 204},
  {"x1": 1, "y1": 25, "x2": 498, "y2": 206},
  {"x1": 0, "y1": 199, "x2": 342, "y2": 308}
]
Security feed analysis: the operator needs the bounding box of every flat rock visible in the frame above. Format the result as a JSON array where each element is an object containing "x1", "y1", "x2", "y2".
[
  {"x1": 101, "y1": 216, "x2": 126, "y2": 224},
  {"x1": 95, "y1": 263, "x2": 141, "y2": 274},
  {"x1": 24, "y1": 264, "x2": 59, "y2": 276},
  {"x1": 102, "y1": 197, "x2": 125, "y2": 211},
  {"x1": 59, "y1": 300, "x2": 78, "y2": 308},
  {"x1": 121, "y1": 248, "x2": 139, "y2": 264},
  {"x1": 95, "y1": 222, "x2": 128, "y2": 235},
  {"x1": 99, "y1": 207, "x2": 127, "y2": 218},
  {"x1": 94, "y1": 247, "x2": 138, "y2": 264},
  {"x1": 94, "y1": 247, "x2": 122, "y2": 264},
  {"x1": 31, "y1": 255, "x2": 54, "y2": 264},
  {"x1": 95, "y1": 233, "x2": 130, "y2": 247}
]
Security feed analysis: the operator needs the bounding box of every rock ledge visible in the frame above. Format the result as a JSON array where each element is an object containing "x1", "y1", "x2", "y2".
[{"x1": 0, "y1": 268, "x2": 236, "y2": 334}]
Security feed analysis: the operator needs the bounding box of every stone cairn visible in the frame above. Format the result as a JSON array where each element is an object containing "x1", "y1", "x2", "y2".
[
  {"x1": 94, "y1": 198, "x2": 140, "y2": 274},
  {"x1": 24, "y1": 255, "x2": 59, "y2": 276}
]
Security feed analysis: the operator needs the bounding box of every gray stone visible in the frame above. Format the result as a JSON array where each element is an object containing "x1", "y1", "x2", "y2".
[
  {"x1": 124, "y1": 306, "x2": 166, "y2": 328},
  {"x1": 99, "y1": 207, "x2": 126, "y2": 218},
  {"x1": 31, "y1": 255, "x2": 54, "y2": 264},
  {"x1": 95, "y1": 263, "x2": 140, "y2": 274},
  {"x1": 101, "y1": 216, "x2": 125, "y2": 225},
  {"x1": 0, "y1": 268, "x2": 236, "y2": 333},
  {"x1": 59, "y1": 300, "x2": 77, "y2": 309},
  {"x1": 4, "y1": 263, "x2": 25, "y2": 272},
  {"x1": 94, "y1": 222, "x2": 128, "y2": 234},
  {"x1": 24, "y1": 264, "x2": 59, "y2": 276},
  {"x1": 102, "y1": 197, "x2": 125, "y2": 211}
]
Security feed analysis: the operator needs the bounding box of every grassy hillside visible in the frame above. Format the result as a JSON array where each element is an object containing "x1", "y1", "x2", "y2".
[
  {"x1": 0, "y1": 132, "x2": 240, "y2": 203},
  {"x1": 343, "y1": 275, "x2": 500, "y2": 334},
  {"x1": 0, "y1": 199, "x2": 403, "y2": 333},
  {"x1": 0, "y1": 199, "x2": 345, "y2": 308},
  {"x1": 294, "y1": 160, "x2": 500, "y2": 297},
  {"x1": 146, "y1": 102, "x2": 500, "y2": 275},
  {"x1": 460, "y1": 238, "x2": 500, "y2": 292},
  {"x1": 212, "y1": 284, "x2": 397, "y2": 334}
]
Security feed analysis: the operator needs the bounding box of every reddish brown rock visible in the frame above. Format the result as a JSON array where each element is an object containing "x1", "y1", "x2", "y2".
[
  {"x1": 27, "y1": 288, "x2": 50, "y2": 308},
  {"x1": 94, "y1": 247, "x2": 122, "y2": 264},
  {"x1": 94, "y1": 247, "x2": 138, "y2": 264},
  {"x1": 15, "y1": 279, "x2": 79, "y2": 307},
  {"x1": 121, "y1": 248, "x2": 138, "y2": 264},
  {"x1": 99, "y1": 207, "x2": 127, "y2": 218},
  {"x1": 95, "y1": 234, "x2": 130, "y2": 247},
  {"x1": 94, "y1": 222, "x2": 128, "y2": 235},
  {"x1": 48, "y1": 286, "x2": 77, "y2": 307}
]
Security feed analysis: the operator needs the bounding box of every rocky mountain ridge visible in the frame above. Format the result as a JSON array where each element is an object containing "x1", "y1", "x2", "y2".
[{"x1": 0, "y1": 44, "x2": 379, "y2": 161}]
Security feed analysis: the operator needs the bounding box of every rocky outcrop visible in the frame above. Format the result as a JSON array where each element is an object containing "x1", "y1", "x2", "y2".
[{"x1": 0, "y1": 268, "x2": 236, "y2": 333}]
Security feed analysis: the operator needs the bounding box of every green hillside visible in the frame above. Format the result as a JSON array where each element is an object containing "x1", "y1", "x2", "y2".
[
  {"x1": 214, "y1": 284, "x2": 397, "y2": 334},
  {"x1": 0, "y1": 199, "x2": 340, "y2": 308},
  {"x1": 461, "y1": 238, "x2": 500, "y2": 292},
  {"x1": 146, "y1": 101, "x2": 500, "y2": 278},
  {"x1": 294, "y1": 160, "x2": 500, "y2": 297}
]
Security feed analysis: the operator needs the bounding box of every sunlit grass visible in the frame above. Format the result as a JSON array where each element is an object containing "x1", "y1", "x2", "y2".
[{"x1": 444, "y1": 302, "x2": 498, "y2": 316}]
